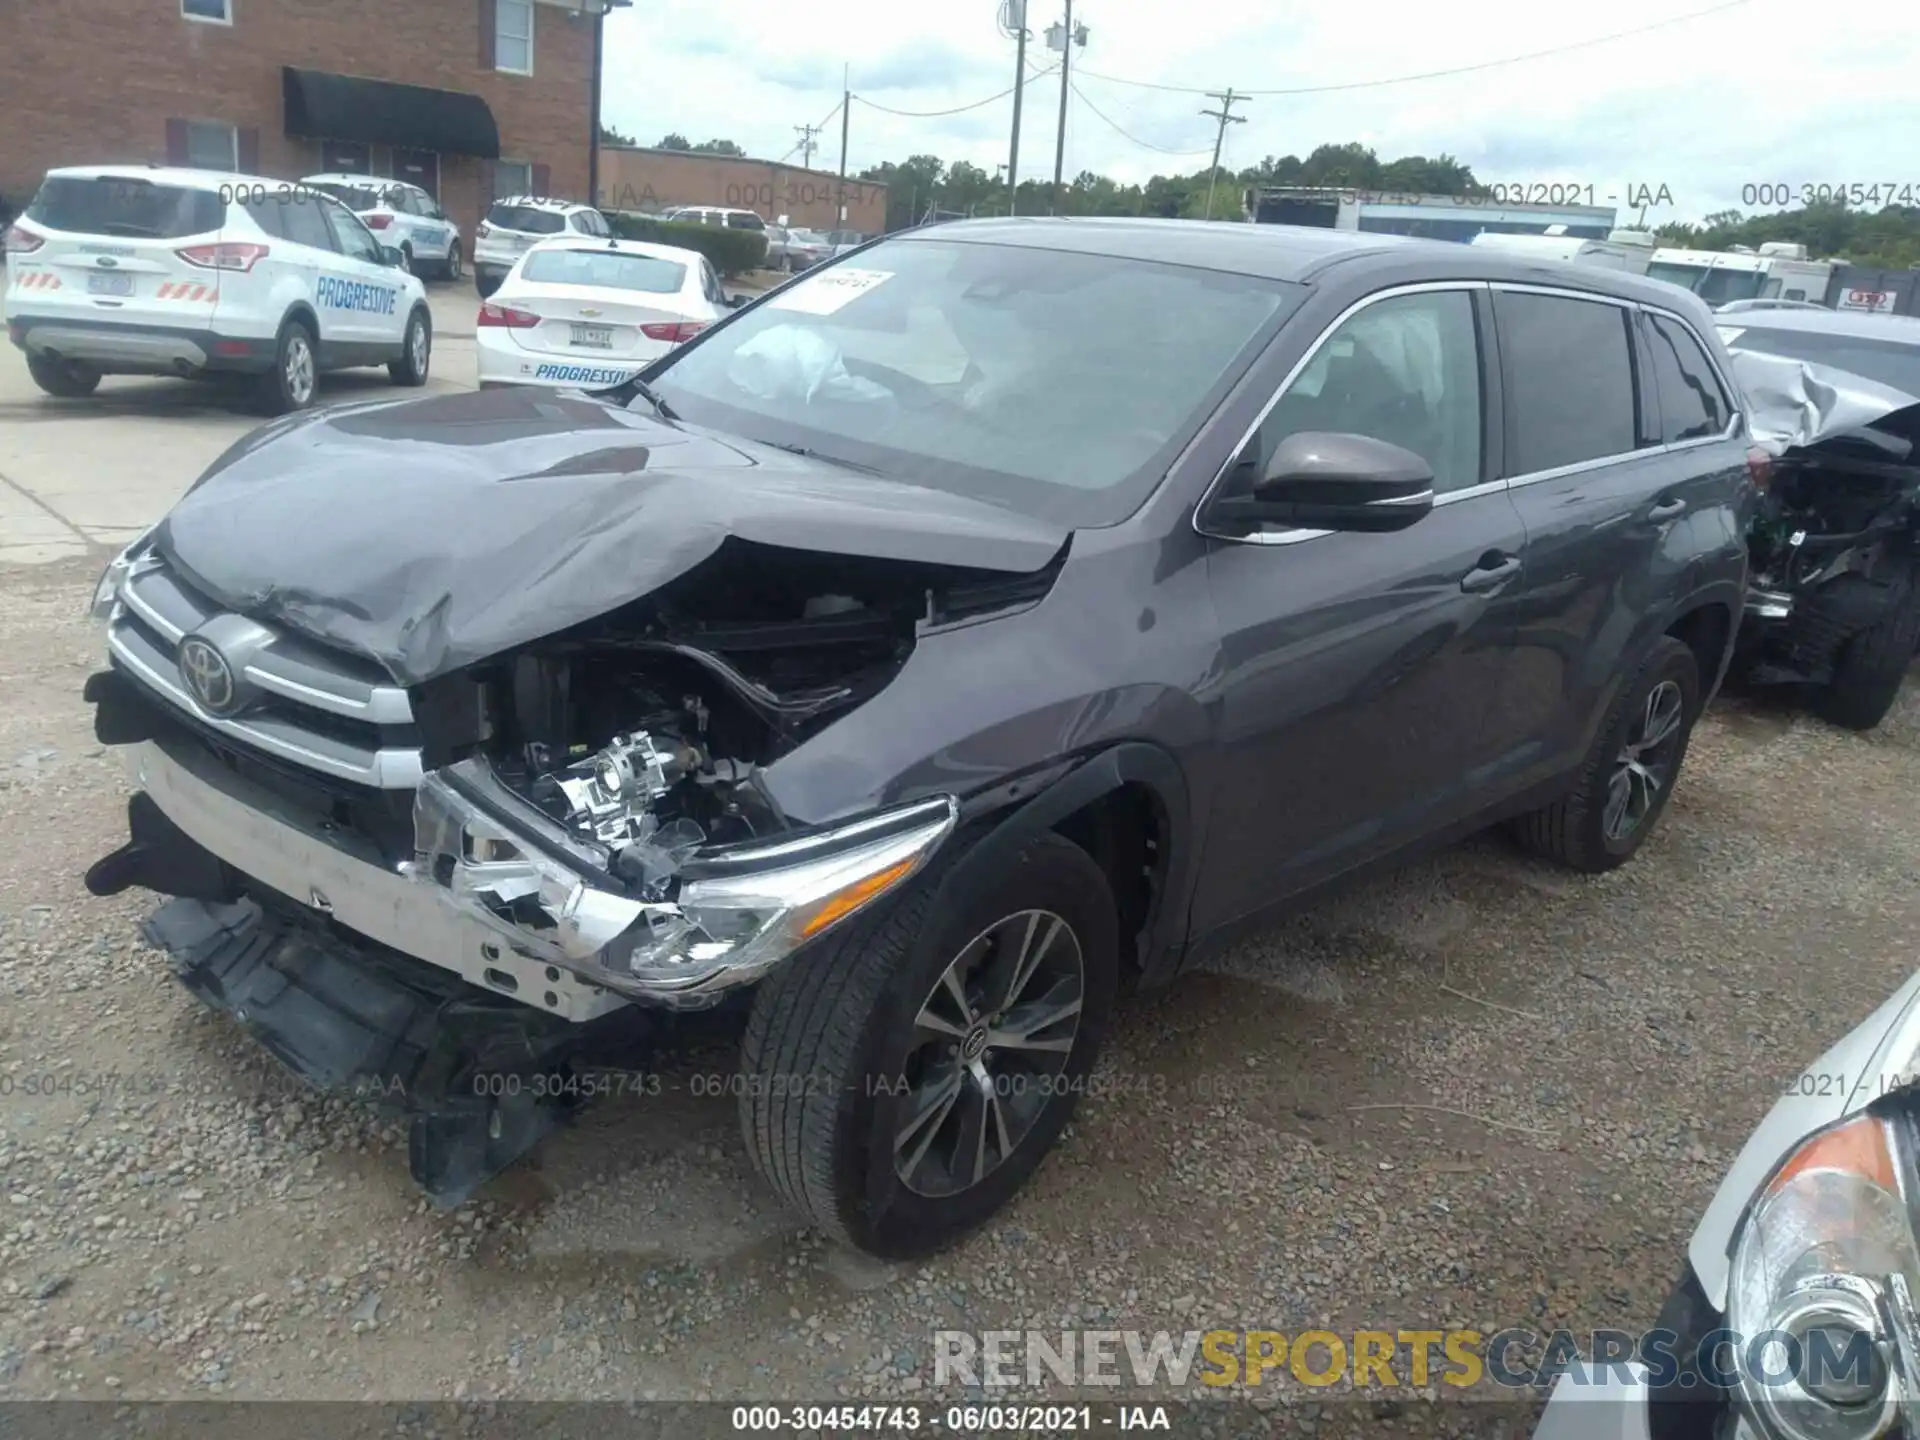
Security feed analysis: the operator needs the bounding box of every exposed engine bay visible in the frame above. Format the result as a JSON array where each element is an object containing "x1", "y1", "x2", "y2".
[
  {"x1": 1749, "y1": 442, "x2": 1920, "y2": 600},
  {"x1": 413, "y1": 538, "x2": 1060, "y2": 896}
]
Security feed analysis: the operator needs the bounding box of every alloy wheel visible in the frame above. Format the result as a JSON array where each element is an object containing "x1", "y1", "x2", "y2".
[
  {"x1": 893, "y1": 910, "x2": 1085, "y2": 1199},
  {"x1": 448, "y1": 246, "x2": 463, "y2": 280},
  {"x1": 410, "y1": 319, "x2": 430, "y2": 374},
  {"x1": 285, "y1": 334, "x2": 315, "y2": 406},
  {"x1": 1605, "y1": 679, "x2": 1685, "y2": 841}
]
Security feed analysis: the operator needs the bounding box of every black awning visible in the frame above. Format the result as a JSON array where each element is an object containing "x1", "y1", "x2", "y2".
[{"x1": 283, "y1": 67, "x2": 501, "y2": 159}]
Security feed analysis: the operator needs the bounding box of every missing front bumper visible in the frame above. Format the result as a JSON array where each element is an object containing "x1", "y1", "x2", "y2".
[{"x1": 141, "y1": 894, "x2": 636, "y2": 1206}]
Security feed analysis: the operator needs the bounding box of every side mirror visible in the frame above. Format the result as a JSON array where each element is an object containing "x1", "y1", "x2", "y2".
[
  {"x1": 1213, "y1": 431, "x2": 1435, "y2": 534},
  {"x1": 378, "y1": 244, "x2": 406, "y2": 269},
  {"x1": 724, "y1": 293, "x2": 749, "y2": 309}
]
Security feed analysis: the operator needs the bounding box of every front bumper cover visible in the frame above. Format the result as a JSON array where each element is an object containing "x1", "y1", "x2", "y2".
[{"x1": 139, "y1": 893, "x2": 632, "y2": 1207}]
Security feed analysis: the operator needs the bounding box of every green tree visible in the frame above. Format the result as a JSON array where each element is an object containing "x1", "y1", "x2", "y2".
[
  {"x1": 598, "y1": 122, "x2": 637, "y2": 147},
  {"x1": 1299, "y1": 142, "x2": 1381, "y2": 188},
  {"x1": 691, "y1": 139, "x2": 747, "y2": 157},
  {"x1": 861, "y1": 155, "x2": 945, "y2": 230},
  {"x1": 941, "y1": 160, "x2": 999, "y2": 215},
  {"x1": 656, "y1": 133, "x2": 692, "y2": 151}
]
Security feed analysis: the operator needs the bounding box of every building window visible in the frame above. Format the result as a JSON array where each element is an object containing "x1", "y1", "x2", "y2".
[
  {"x1": 183, "y1": 120, "x2": 239, "y2": 172},
  {"x1": 495, "y1": 0, "x2": 533, "y2": 74},
  {"x1": 181, "y1": 0, "x2": 232, "y2": 22},
  {"x1": 493, "y1": 161, "x2": 534, "y2": 201}
]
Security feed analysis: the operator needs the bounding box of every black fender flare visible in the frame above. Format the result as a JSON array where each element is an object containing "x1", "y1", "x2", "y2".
[{"x1": 942, "y1": 743, "x2": 1195, "y2": 987}]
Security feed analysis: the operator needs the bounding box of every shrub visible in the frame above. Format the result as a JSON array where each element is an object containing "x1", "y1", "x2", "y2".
[{"x1": 604, "y1": 213, "x2": 768, "y2": 278}]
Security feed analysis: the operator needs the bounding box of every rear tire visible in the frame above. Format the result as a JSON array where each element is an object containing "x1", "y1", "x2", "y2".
[
  {"x1": 26, "y1": 353, "x2": 101, "y2": 399},
  {"x1": 1511, "y1": 635, "x2": 1701, "y2": 872},
  {"x1": 739, "y1": 832, "x2": 1119, "y2": 1260},
  {"x1": 444, "y1": 244, "x2": 464, "y2": 283},
  {"x1": 1810, "y1": 574, "x2": 1920, "y2": 731},
  {"x1": 389, "y1": 307, "x2": 432, "y2": 387},
  {"x1": 254, "y1": 318, "x2": 318, "y2": 416}
]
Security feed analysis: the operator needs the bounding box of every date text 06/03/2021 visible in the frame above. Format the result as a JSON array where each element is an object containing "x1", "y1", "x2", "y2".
[{"x1": 729, "y1": 1404, "x2": 1174, "y2": 1432}]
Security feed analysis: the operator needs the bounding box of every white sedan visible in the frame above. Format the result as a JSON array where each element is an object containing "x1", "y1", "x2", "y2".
[{"x1": 474, "y1": 237, "x2": 741, "y2": 391}]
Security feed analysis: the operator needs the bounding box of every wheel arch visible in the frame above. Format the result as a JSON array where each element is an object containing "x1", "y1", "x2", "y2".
[
  {"x1": 943, "y1": 743, "x2": 1193, "y2": 989},
  {"x1": 279, "y1": 302, "x2": 319, "y2": 341},
  {"x1": 1665, "y1": 596, "x2": 1737, "y2": 705}
]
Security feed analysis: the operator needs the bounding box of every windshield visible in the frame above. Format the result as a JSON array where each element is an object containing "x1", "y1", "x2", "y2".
[
  {"x1": 311, "y1": 182, "x2": 388, "y2": 212},
  {"x1": 488, "y1": 204, "x2": 565, "y2": 235},
  {"x1": 827, "y1": 231, "x2": 864, "y2": 246},
  {"x1": 648, "y1": 237, "x2": 1297, "y2": 526},
  {"x1": 1722, "y1": 326, "x2": 1920, "y2": 398},
  {"x1": 26, "y1": 176, "x2": 223, "y2": 238},
  {"x1": 520, "y1": 248, "x2": 686, "y2": 294},
  {"x1": 1648, "y1": 262, "x2": 1766, "y2": 305}
]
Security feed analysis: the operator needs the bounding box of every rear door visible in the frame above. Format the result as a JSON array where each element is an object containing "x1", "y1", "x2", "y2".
[
  {"x1": 496, "y1": 246, "x2": 708, "y2": 373},
  {"x1": 1491, "y1": 285, "x2": 1729, "y2": 783},
  {"x1": 8, "y1": 173, "x2": 228, "y2": 334}
]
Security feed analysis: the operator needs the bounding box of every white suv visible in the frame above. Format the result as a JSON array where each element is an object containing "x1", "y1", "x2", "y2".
[
  {"x1": 473, "y1": 197, "x2": 611, "y2": 298},
  {"x1": 3, "y1": 166, "x2": 433, "y2": 414},
  {"x1": 661, "y1": 206, "x2": 768, "y2": 235},
  {"x1": 301, "y1": 174, "x2": 465, "y2": 282}
]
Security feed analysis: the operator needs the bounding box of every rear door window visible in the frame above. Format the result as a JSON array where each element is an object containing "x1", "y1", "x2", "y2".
[
  {"x1": 1644, "y1": 313, "x2": 1732, "y2": 442},
  {"x1": 26, "y1": 175, "x2": 223, "y2": 238},
  {"x1": 1494, "y1": 290, "x2": 1641, "y2": 474}
]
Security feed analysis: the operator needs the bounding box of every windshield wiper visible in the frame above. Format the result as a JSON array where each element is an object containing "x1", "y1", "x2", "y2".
[
  {"x1": 759, "y1": 440, "x2": 884, "y2": 475},
  {"x1": 606, "y1": 375, "x2": 677, "y2": 420}
]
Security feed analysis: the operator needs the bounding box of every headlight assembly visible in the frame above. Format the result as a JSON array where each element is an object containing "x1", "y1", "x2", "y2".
[
  {"x1": 89, "y1": 528, "x2": 156, "y2": 623},
  {"x1": 411, "y1": 759, "x2": 958, "y2": 1009},
  {"x1": 1727, "y1": 1112, "x2": 1920, "y2": 1440}
]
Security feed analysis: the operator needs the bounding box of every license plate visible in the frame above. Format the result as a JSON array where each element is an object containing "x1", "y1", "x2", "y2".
[
  {"x1": 88, "y1": 272, "x2": 134, "y2": 297},
  {"x1": 571, "y1": 324, "x2": 614, "y2": 349}
]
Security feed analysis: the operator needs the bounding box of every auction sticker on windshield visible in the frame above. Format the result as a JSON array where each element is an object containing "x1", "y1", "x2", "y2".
[{"x1": 767, "y1": 268, "x2": 893, "y2": 316}]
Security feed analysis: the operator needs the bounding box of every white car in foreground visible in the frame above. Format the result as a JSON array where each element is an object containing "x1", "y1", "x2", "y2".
[
  {"x1": 4, "y1": 165, "x2": 431, "y2": 413},
  {"x1": 475, "y1": 236, "x2": 740, "y2": 391},
  {"x1": 1534, "y1": 967, "x2": 1920, "y2": 1440}
]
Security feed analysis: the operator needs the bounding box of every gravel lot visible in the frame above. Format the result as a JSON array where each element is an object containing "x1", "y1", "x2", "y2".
[{"x1": 3, "y1": 352, "x2": 1919, "y2": 1432}]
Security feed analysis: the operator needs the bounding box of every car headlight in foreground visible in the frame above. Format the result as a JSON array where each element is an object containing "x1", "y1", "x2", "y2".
[
  {"x1": 1727, "y1": 1109, "x2": 1920, "y2": 1440},
  {"x1": 412, "y1": 758, "x2": 958, "y2": 1008}
]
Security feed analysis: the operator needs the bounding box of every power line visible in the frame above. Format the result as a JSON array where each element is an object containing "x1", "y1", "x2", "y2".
[
  {"x1": 1074, "y1": 0, "x2": 1752, "y2": 97},
  {"x1": 1069, "y1": 80, "x2": 1214, "y2": 156},
  {"x1": 853, "y1": 67, "x2": 1057, "y2": 118},
  {"x1": 775, "y1": 99, "x2": 844, "y2": 164}
]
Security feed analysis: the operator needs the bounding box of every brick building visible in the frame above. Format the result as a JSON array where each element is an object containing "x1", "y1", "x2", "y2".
[
  {"x1": 2, "y1": 0, "x2": 617, "y2": 251},
  {"x1": 598, "y1": 147, "x2": 889, "y2": 235}
]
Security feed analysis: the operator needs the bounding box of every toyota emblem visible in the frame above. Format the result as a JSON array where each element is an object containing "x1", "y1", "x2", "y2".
[{"x1": 177, "y1": 636, "x2": 239, "y2": 715}]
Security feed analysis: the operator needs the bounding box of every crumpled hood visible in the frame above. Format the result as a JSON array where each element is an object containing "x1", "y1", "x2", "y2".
[
  {"x1": 157, "y1": 388, "x2": 1069, "y2": 685},
  {"x1": 1729, "y1": 349, "x2": 1920, "y2": 455}
]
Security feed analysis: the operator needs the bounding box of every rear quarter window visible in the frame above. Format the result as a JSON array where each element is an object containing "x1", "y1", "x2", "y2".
[
  {"x1": 1494, "y1": 290, "x2": 1641, "y2": 473},
  {"x1": 1644, "y1": 313, "x2": 1732, "y2": 442},
  {"x1": 26, "y1": 175, "x2": 223, "y2": 239}
]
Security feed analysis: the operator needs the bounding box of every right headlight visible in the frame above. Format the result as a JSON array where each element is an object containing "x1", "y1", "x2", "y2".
[
  {"x1": 1727, "y1": 1113, "x2": 1920, "y2": 1440},
  {"x1": 88, "y1": 527, "x2": 156, "y2": 623}
]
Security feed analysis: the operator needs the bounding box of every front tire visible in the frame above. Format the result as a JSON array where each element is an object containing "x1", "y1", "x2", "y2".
[
  {"x1": 254, "y1": 318, "x2": 318, "y2": 416},
  {"x1": 1810, "y1": 574, "x2": 1920, "y2": 731},
  {"x1": 444, "y1": 243, "x2": 464, "y2": 282},
  {"x1": 1511, "y1": 635, "x2": 1702, "y2": 872},
  {"x1": 26, "y1": 352, "x2": 101, "y2": 398},
  {"x1": 739, "y1": 832, "x2": 1119, "y2": 1259},
  {"x1": 389, "y1": 307, "x2": 432, "y2": 386}
]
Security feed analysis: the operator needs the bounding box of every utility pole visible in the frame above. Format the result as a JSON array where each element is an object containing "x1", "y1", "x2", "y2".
[
  {"x1": 1047, "y1": 0, "x2": 1086, "y2": 215},
  {"x1": 1199, "y1": 88, "x2": 1246, "y2": 220},
  {"x1": 1002, "y1": 0, "x2": 1028, "y2": 213},
  {"x1": 795, "y1": 123, "x2": 821, "y2": 170},
  {"x1": 836, "y1": 65, "x2": 851, "y2": 224}
]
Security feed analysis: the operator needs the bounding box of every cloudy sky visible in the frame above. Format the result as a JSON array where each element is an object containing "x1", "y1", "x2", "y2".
[{"x1": 600, "y1": 0, "x2": 1918, "y2": 225}]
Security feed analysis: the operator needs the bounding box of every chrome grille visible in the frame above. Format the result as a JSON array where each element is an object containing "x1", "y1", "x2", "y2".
[{"x1": 105, "y1": 553, "x2": 423, "y2": 790}]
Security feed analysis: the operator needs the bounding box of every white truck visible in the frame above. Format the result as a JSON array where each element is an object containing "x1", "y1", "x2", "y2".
[
  {"x1": 1646, "y1": 241, "x2": 1834, "y2": 307},
  {"x1": 1467, "y1": 228, "x2": 1654, "y2": 274}
]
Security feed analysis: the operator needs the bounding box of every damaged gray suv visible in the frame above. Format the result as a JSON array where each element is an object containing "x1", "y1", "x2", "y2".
[{"x1": 84, "y1": 218, "x2": 1755, "y2": 1258}]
